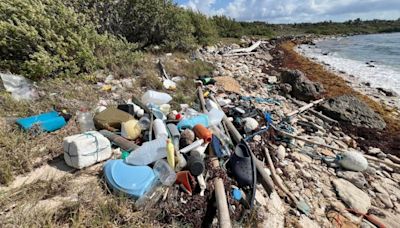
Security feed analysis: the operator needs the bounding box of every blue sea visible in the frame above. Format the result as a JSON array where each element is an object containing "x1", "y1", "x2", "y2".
[{"x1": 298, "y1": 33, "x2": 400, "y2": 94}]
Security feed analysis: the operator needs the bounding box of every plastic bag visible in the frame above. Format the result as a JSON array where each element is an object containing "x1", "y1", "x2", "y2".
[{"x1": 0, "y1": 73, "x2": 38, "y2": 101}]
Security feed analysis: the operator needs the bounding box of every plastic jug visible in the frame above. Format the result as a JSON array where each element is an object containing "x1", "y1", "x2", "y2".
[
  {"x1": 125, "y1": 137, "x2": 167, "y2": 165},
  {"x1": 141, "y1": 90, "x2": 172, "y2": 106},
  {"x1": 153, "y1": 159, "x2": 176, "y2": 186},
  {"x1": 177, "y1": 114, "x2": 209, "y2": 130},
  {"x1": 207, "y1": 108, "x2": 224, "y2": 126},
  {"x1": 77, "y1": 108, "x2": 95, "y2": 132}
]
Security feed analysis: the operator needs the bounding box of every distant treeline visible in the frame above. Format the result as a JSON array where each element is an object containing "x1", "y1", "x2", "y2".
[{"x1": 1, "y1": 0, "x2": 399, "y2": 80}]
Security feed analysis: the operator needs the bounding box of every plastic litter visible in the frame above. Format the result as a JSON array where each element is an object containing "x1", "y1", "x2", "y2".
[
  {"x1": 153, "y1": 119, "x2": 168, "y2": 139},
  {"x1": 179, "y1": 128, "x2": 195, "y2": 148},
  {"x1": 121, "y1": 119, "x2": 142, "y2": 140},
  {"x1": 176, "y1": 171, "x2": 195, "y2": 195},
  {"x1": 153, "y1": 159, "x2": 176, "y2": 186},
  {"x1": 180, "y1": 139, "x2": 204, "y2": 154},
  {"x1": 0, "y1": 73, "x2": 38, "y2": 101},
  {"x1": 193, "y1": 124, "x2": 213, "y2": 143},
  {"x1": 118, "y1": 103, "x2": 144, "y2": 118},
  {"x1": 177, "y1": 114, "x2": 209, "y2": 130},
  {"x1": 16, "y1": 111, "x2": 66, "y2": 132},
  {"x1": 104, "y1": 159, "x2": 156, "y2": 198},
  {"x1": 125, "y1": 137, "x2": 167, "y2": 165},
  {"x1": 188, "y1": 151, "x2": 205, "y2": 176},
  {"x1": 63, "y1": 131, "x2": 112, "y2": 169},
  {"x1": 166, "y1": 139, "x2": 175, "y2": 168},
  {"x1": 163, "y1": 79, "x2": 176, "y2": 90},
  {"x1": 141, "y1": 90, "x2": 172, "y2": 105},
  {"x1": 198, "y1": 174, "x2": 206, "y2": 196},
  {"x1": 337, "y1": 151, "x2": 368, "y2": 172},
  {"x1": 207, "y1": 108, "x2": 224, "y2": 126}
]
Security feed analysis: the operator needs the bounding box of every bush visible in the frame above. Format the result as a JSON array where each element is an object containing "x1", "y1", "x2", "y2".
[{"x1": 0, "y1": 0, "x2": 139, "y2": 80}]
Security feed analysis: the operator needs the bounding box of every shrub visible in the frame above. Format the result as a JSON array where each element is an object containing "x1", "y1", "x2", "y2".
[{"x1": 0, "y1": 0, "x2": 139, "y2": 80}]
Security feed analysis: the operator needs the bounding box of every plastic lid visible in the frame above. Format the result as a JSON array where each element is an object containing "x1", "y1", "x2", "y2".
[
  {"x1": 232, "y1": 188, "x2": 242, "y2": 201},
  {"x1": 105, "y1": 160, "x2": 155, "y2": 198}
]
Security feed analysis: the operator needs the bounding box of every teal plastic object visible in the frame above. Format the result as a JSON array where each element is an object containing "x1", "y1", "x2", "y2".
[
  {"x1": 177, "y1": 114, "x2": 209, "y2": 130},
  {"x1": 104, "y1": 159, "x2": 156, "y2": 198},
  {"x1": 16, "y1": 111, "x2": 66, "y2": 132}
]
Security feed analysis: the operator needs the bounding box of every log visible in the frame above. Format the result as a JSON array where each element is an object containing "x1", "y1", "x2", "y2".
[
  {"x1": 158, "y1": 59, "x2": 170, "y2": 80},
  {"x1": 227, "y1": 40, "x2": 261, "y2": 54},
  {"x1": 223, "y1": 52, "x2": 256, "y2": 57}
]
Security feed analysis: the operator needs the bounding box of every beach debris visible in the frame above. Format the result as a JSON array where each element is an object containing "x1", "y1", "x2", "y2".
[
  {"x1": 337, "y1": 151, "x2": 368, "y2": 172},
  {"x1": 0, "y1": 73, "x2": 38, "y2": 100}
]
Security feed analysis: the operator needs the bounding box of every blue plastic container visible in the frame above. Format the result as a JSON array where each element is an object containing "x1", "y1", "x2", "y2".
[
  {"x1": 177, "y1": 114, "x2": 209, "y2": 130},
  {"x1": 104, "y1": 159, "x2": 156, "y2": 198},
  {"x1": 16, "y1": 111, "x2": 66, "y2": 132}
]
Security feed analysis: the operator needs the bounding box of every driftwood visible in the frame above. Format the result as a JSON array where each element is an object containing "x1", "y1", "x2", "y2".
[
  {"x1": 290, "y1": 98, "x2": 338, "y2": 124},
  {"x1": 264, "y1": 148, "x2": 298, "y2": 205},
  {"x1": 223, "y1": 52, "x2": 256, "y2": 57},
  {"x1": 226, "y1": 40, "x2": 261, "y2": 54},
  {"x1": 198, "y1": 88, "x2": 232, "y2": 228},
  {"x1": 286, "y1": 98, "x2": 324, "y2": 118}
]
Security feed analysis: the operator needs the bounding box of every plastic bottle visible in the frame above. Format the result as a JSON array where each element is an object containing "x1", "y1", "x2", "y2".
[
  {"x1": 180, "y1": 139, "x2": 204, "y2": 154},
  {"x1": 125, "y1": 138, "x2": 167, "y2": 165},
  {"x1": 76, "y1": 108, "x2": 95, "y2": 132},
  {"x1": 141, "y1": 90, "x2": 172, "y2": 106},
  {"x1": 177, "y1": 114, "x2": 209, "y2": 130},
  {"x1": 121, "y1": 119, "x2": 141, "y2": 140},
  {"x1": 153, "y1": 119, "x2": 168, "y2": 139},
  {"x1": 207, "y1": 108, "x2": 224, "y2": 126},
  {"x1": 160, "y1": 104, "x2": 171, "y2": 115},
  {"x1": 153, "y1": 159, "x2": 177, "y2": 186},
  {"x1": 138, "y1": 115, "x2": 151, "y2": 130},
  {"x1": 166, "y1": 139, "x2": 175, "y2": 168}
]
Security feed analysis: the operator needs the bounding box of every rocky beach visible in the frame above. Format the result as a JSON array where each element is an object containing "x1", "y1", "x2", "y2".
[{"x1": 196, "y1": 38, "x2": 400, "y2": 227}]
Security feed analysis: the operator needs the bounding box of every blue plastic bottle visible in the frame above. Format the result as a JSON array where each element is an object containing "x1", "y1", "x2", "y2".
[{"x1": 177, "y1": 114, "x2": 209, "y2": 130}]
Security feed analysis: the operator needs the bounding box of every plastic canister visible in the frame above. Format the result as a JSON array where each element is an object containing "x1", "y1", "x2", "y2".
[
  {"x1": 206, "y1": 108, "x2": 224, "y2": 126},
  {"x1": 141, "y1": 90, "x2": 172, "y2": 106},
  {"x1": 153, "y1": 119, "x2": 168, "y2": 139},
  {"x1": 188, "y1": 151, "x2": 205, "y2": 176},
  {"x1": 193, "y1": 124, "x2": 213, "y2": 143}
]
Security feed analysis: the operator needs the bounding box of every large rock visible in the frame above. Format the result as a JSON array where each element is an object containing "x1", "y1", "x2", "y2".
[
  {"x1": 321, "y1": 95, "x2": 386, "y2": 129},
  {"x1": 332, "y1": 178, "x2": 371, "y2": 214},
  {"x1": 280, "y1": 69, "x2": 324, "y2": 101}
]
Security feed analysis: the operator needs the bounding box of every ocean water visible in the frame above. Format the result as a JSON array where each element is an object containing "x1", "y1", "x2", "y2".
[{"x1": 297, "y1": 33, "x2": 400, "y2": 94}]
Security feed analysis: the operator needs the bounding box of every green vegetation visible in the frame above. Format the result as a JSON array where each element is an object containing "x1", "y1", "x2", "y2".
[{"x1": 0, "y1": 0, "x2": 399, "y2": 81}]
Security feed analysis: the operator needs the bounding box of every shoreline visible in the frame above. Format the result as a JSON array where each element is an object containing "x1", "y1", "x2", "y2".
[
  {"x1": 294, "y1": 40, "x2": 400, "y2": 112},
  {"x1": 278, "y1": 40, "x2": 400, "y2": 155}
]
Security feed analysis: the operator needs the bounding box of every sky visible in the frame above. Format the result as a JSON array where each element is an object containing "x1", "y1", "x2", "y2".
[{"x1": 175, "y1": 0, "x2": 400, "y2": 23}]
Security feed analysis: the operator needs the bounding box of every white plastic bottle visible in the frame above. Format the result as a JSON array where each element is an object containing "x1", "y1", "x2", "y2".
[
  {"x1": 207, "y1": 108, "x2": 224, "y2": 126},
  {"x1": 76, "y1": 108, "x2": 95, "y2": 132},
  {"x1": 153, "y1": 119, "x2": 168, "y2": 139},
  {"x1": 141, "y1": 90, "x2": 172, "y2": 105},
  {"x1": 125, "y1": 138, "x2": 167, "y2": 165}
]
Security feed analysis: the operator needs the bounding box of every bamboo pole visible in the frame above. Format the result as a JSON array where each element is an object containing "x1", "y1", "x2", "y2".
[{"x1": 286, "y1": 98, "x2": 324, "y2": 118}]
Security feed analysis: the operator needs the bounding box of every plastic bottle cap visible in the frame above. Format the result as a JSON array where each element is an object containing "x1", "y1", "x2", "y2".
[
  {"x1": 121, "y1": 151, "x2": 130, "y2": 160},
  {"x1": 176, "y1": 113, "x2": 182, "y2": 120},
  {"x1": 232, "y1": 188, "x2": 242, "y2": 201}
]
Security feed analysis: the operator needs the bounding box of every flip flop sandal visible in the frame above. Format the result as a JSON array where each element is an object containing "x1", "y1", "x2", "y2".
[{"x1": 229, "y1": 142, "x2": 253, "y2": 186}]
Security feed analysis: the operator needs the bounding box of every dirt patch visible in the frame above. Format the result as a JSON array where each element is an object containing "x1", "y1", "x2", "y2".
[{"x1": 278, "y1": 41, "x2": 400, "y2": 156}]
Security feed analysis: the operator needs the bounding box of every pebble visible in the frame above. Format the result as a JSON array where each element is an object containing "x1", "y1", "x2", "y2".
[
  {"x1": 377, "y1": 193, "x2": 394, "y2": 208},
  {"x1": 332, "y1": 178, "x2": 371, "y2": 214},
  {"x1": 276, "y1": 145, "x2": 286, "y2": 160},
  {"x1": 336, "y1": 171, "x2": 367, "y2": 189}
]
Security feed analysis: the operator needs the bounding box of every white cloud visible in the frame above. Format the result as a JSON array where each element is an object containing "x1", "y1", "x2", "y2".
[{"x1": 181, "y1": 0, "x2": 400, "y2": 23}]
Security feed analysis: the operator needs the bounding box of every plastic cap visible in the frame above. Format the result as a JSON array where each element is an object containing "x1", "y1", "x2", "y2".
[{"x1": 232, "y1": 188, "x2": 242, "y2": 201}]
